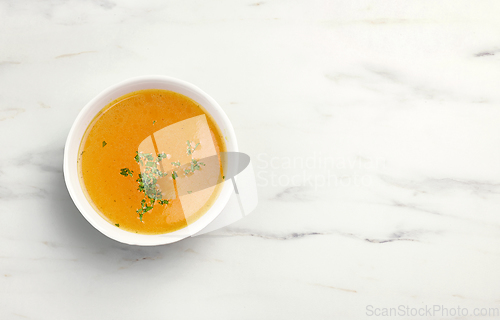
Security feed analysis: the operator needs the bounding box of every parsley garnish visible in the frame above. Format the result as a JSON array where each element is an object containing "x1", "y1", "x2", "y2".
[
  {"x1": 157, "y1": 153, "x2": 167, "y2": 161},
  {"x1": 136, "y1": 174, "x2": 144, "y2": 192},
  {"x1": 186, "y1": 140, "x2": 200, "y2": 155},
  {"x1": 124, "y1": 140, "x2": 205, "y2": 222},
  {"x1": 115, "y1": 223, "x2": 119, "y2": 227},
  {"x1": 183, "y1": 158, "x2": 205, "y2": 175},
  {"x1": 102, "y1": 141, "x2": 107, "y2": 147},
  {"x1": 131, "y1": 152, "x2": 173, "y2": 222},
  {"x1": 120, "y1": 168, "x2": 134, "y2": 177}
]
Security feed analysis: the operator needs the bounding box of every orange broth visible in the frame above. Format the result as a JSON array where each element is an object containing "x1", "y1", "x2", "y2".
[{"x1": 78, "y1": 89, "x2": 226, "y2": 234}]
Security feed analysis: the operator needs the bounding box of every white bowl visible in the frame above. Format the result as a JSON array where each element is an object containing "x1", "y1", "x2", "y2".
[{"x1": 63, "y1": 76, "x2": 237, "y2": 246}]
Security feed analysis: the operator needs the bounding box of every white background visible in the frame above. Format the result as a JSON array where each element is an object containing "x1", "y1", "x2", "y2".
[{"x1": 1, "y1": 1, "x2": 499, "y2": 319}]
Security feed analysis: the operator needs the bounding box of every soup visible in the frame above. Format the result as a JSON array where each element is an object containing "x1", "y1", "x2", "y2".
[{"x1": 78, "y1": 89, "x2": 226, "y2": 234}]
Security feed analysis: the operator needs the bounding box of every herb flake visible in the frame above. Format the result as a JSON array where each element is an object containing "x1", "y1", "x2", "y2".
[{"x1": 120, "y1": 168, "x2": 134, "y2": 177}]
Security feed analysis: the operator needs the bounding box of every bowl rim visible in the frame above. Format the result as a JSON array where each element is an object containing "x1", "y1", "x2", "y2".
[{"x1": 63, "y1": 75, "x2": 238, "y2": 245}]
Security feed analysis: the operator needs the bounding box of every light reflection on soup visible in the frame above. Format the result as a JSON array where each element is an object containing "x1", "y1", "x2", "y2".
[{"x1": 78, "y1": 89, "x2": 226, "y2": 235}]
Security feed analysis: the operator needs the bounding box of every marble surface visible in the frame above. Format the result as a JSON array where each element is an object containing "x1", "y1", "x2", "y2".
[{"x1": 1, "y1": 0, "x2": 500, "y2": 319}]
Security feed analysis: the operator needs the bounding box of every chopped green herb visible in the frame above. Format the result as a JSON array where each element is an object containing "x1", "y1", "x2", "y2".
[
  {"x1": 182, "y1": 158, "x2": 205, "y2": 175},
  {"x1": 192, "y1": 158, "x2": 205, "y2": 169},
  {"x1": 115, "y1": 223, "x2": 120, "y2": 227},
  {"x1": 186, "y1": 140, "x2": 200, "y2": 155},
  {"x1": 131, "y1": 152, "x2": 178, "y2": 221},
  {"x1": 128, "y1": 145, "x2": 213, "y2": 222},
  {"x1": 157, "y1": 153, "x2": 167, "y2": 161},
  {"x1": 102, "y1": 141, "x2": 107, "y2": 147},
  {"x1": 136, "y1": 174, "x2": 144, "y2": 192},
  {"x1": 120, "y1": 168, "x2": 134, "y2": 177},
  {"x1": 223, "y1": 175, "x2": 225, "y2": 179},
  {"x1": 153, "y1": 120, "x2": 156, "y2": 124},
  {"x1": 136, "y1": 197, "x2": 154, "y2": 222}
]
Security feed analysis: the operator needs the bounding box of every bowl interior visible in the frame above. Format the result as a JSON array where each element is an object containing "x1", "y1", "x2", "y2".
[{"x1": 64, "y1": 76, "x2": 237, "y2": 245}]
